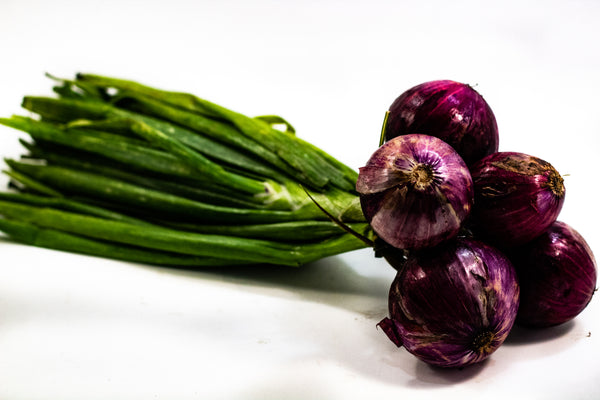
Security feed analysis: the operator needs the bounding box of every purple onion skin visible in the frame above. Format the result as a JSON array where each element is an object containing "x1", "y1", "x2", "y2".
[
  {"x1": 385, "y1": 80, "x2": 499, "y2": 166},
  {"x1": 469, "y1": 152, "x2": 565, "y2": 249},
  {"x1": 356, "y1": 134, "x2": 473, "y2": 250},
  {"x1": 379, "y1": 238, "x2": 520, "y2": 368},
  {"x1": 510, "y1": 221, "x2": 597, "y2": 328}
]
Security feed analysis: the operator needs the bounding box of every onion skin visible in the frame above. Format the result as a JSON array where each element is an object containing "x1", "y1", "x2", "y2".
[
  {"x1": 509, "y1": 221, "x2": 597, "y2": 328},
  {"x1": 356, "y1": 134, "x2": 473, "y2": 250},
  {"x1": 385, "y1": 80, "x2": 499, "y2": 166},
  {"x1": 379, "y1": 238, "x2": 520, "y2": 368},
  {"x1": 469, "y1": 152, "x2": 565, "y2": 249}
]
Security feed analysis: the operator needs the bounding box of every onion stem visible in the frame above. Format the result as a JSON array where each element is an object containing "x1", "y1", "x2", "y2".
[
  {"x1": 0, "y1": 200, "x2": 369, "y2": 266},
  {"x1": 0, "y1": 73, "x2": 371, "y2": 267},
  {"x1": 379, "y1": 110, "x2": 390, "y2": 147}
]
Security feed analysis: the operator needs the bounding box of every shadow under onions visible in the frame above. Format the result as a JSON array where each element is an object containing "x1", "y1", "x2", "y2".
[
  {"x1": 375, "y1": 350, "x2": 488, "y2": 388},
  {"x1": 503, "y1": 320, "x2": 576, "y2": 345},
  {"x1": 411, "y1": 358, "x2": 489, "y2": 386},
  {"x1": 158, "y1": 250, "x2": 396, "y2": 318},
  {"x1": 151, "y1": 253, "x2": 494, "y2": 387}
]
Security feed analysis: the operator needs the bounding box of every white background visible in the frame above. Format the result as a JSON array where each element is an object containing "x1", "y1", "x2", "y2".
[{"x1": 1, "y1": 0, "x2": 599, "y2": 399}]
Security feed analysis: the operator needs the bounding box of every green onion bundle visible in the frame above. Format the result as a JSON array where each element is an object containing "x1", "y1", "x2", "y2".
[{"x1": 0, "y1": 74, "x2": 373, "y2": 267}]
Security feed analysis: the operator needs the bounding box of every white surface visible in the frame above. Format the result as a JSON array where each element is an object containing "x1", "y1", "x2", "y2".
[{"x1": 1, "y1": 0, "x2": 599, "y2": 398}]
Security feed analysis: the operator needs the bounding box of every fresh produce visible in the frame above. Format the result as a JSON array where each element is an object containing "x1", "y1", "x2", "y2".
[
  {"x1": 469, "y1": 152, "x2": 566, "y2": 248},
  {"x1": 378, "y1": 237, "x2": 520, "y2": 368},
  {"x1": 383, "y1": 80, "x2": 498, "y2": 166},
  {"x1": 356, "y1": 134, "x2": 473, "y2": 250},
  {"x1": 372, "y1": 81, "x2": 594, "y2": 367},
  {"x1": 509, "y1": 221, "x2": 597, "y2": 328},
  {"x1": 0, "y1": 74, "x2": 596, "y2": 370},
  {"x1": 0, "y1": 74, "x2": 372, "y2": 267}
]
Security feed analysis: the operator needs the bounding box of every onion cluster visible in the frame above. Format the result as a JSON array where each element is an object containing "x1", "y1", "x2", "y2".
[{"x1": 357, "y1": 80, "x2": 597, "y2": 368}]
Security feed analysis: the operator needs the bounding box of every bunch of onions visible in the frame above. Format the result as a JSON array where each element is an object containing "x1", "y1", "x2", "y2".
[{"x1": 359, "y1": 79, "x2": 597, "y2": 368}]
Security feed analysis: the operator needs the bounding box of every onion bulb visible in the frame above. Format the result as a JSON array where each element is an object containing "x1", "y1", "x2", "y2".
[
  {"x1": 469, "y1": 151, "x2": 565, "y2": 249},
  {"x1": 378, "y1": 237, "x2": 519, "y2": 368},
  {"x1": 384, "y1": 80, "x2": 499, "y2": 166},
  {"x1": 510, "y1": 221, "x2": 597, "y2": 328},
  {"x1": 356, "y1": 134, "x2": 473, "y2": 250}
]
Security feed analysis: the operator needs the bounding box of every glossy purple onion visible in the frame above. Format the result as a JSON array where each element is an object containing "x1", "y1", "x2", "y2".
[
  {"x1": 469, "y1": 152, "x2": 565, "y2": 249},
  {"x1": 356, "y1": 134, "x2": 473, "y2": 250},
  {"x1": 509, "y1": 221, "x2": 597, "y2": 328},
  {"x1": 378, "y1": 237, "x2": 520, "y2": 368},
  {"x1": 385, "y1": 80, "x2": 499, "y2": 166}
]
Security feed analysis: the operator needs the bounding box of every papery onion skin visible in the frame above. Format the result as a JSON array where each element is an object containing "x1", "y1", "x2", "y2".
[
  {"x1": 378, "y1": 237, "x2": 520, "y2": 368},
  {"x1": 385, "y1": 80, "x2": 499, "y2": 166},
  {"x1": 469, "y1": 152, "x2": 565, "y2": 249},
  {"x1": 356, "y1": 134, "x2": 473, "y2": 250},
  {"x1": 509, "y1": 221, "x2": 597, "y2": 328}
]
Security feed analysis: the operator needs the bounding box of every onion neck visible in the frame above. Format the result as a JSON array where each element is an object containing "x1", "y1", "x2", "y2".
[{"x1": 547, "y1": 170, "x2": 565, "y2": 198}]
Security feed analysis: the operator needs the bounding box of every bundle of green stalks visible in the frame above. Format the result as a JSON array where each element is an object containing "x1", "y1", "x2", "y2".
[{"x1": 0, "y1": 74, "x2": 373, "y2": 267}]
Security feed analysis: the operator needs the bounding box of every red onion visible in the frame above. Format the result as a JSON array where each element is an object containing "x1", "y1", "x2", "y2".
[
  {"x1": 378, "y1": 237, "x2": 519, "y2": 368},
  {"x1": 384, "y1": 80, "x2": 499, "y2": 166},
  {"x1": 356, "y1": 134, "x2": 473, "y2": 250},
  {"x1": 469, "y1": 152, "x2": 565, "y2": 249},
  {"x1": 509, "y1": 221, "x2": 597, "y2": 328}
]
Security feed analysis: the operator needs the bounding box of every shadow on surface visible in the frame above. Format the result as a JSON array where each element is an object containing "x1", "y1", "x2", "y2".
[
  {"x1": 413, "y1": 358, "x2": 489, "y2": 386},
  {"x1": 152, "y1": 253, "x2": 500, "y2": 387},
  {"x1": 157, "y1": 251, "x2": 396, "y2": 318},
  {"x1": 503, "y1": 321, "x2": 576, "y2": 345},
  {"x1": 0, "y1": 240, "x2": 492, "y2": 388}
]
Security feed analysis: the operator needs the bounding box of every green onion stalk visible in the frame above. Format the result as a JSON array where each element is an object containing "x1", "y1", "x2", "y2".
[{"x1": 0, "y1": 73, "x2": 374, "y2": 267}]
